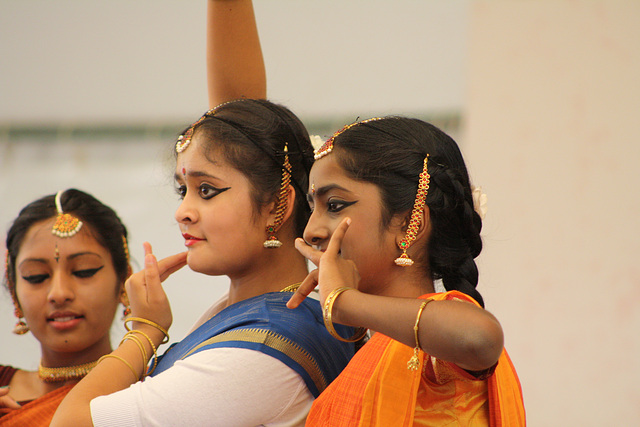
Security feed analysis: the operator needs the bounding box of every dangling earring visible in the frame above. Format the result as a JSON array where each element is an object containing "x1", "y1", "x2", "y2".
[
  {"x1": 394, "y1": 155, "x2": 430, "y2": 267},
  {"x1": 264, "y1": 144, "x2": 291, "y2": 248},
  {"x1": 7, "y1": 251, "x2": 28, "y2": 335},
  {"x1": 121, "y1": 290, "x2": 131, "y2": 320},
  {"x1": 13, "y1": 307, "x2": 29, "y2": 335}
]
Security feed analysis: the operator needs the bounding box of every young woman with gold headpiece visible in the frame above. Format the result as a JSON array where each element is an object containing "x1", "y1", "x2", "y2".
[
  {"x1": 1, "y1": 189, "x2": 132, "y2": 426},
  {"x1": 287, "y1": 118, "x2": 526, "y2": 425},
  {"x1": 51, "y1": 2, "x2": 355, "y2": 426}
]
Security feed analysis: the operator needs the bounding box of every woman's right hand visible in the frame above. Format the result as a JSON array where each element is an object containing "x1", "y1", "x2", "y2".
[{"x1": 125, "y1": 242, "x2": 187, "y2": 338}]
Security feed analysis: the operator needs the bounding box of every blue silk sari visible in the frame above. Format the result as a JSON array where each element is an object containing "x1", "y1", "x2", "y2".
[{"x1": 150, "y1": 292, "x2": 356, "y2": 397}]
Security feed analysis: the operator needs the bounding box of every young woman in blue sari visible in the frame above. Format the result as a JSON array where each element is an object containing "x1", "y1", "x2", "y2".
[{"x1": 51, "y1": 2, "x2": 355, "y2": 426}]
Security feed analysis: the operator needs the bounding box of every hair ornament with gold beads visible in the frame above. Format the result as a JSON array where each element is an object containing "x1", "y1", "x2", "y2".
[
  {"x1": 51, "y1": 190, "x2": 83, "y2": 238},
  {"x1": 313, "y1": 117, "x2": 384, "y2": 161}
]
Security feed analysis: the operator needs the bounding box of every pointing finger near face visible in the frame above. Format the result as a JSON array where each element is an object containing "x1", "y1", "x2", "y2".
[
  {"x1": 324, "y1": 217, "x2": 351, "y2": 259},
  {"x1": 157, "y1": 252, "x2": 188, "y2": 282},
  {"x1": 294, "y1": 238, "x2": 322, "y2": 266},
  {"x1": 286, "y1": 269, "x2": 319, "y2": 309}
]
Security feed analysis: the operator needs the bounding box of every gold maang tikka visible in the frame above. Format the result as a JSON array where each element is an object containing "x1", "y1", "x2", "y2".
[
  {"x1": 264, "y1": 144, "x2": 291, "y2": 248},
  {"x1": 52, "y1": 190, "x2": 83, "y2": 238},
  {"x1": 394, "y1": 155, "x2": 430, "y2": 267}
]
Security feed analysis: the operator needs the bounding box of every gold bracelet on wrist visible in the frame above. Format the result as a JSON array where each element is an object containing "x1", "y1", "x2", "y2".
[
  {"x1": 129, "y1": 330, "x2": 159, "y2": 375},
  {"x1": 407, "y1": 298, "x2": 434, "y2": 371},
  {"x1": 121, "y1": 333, "x2": 148, "y2": 379},
  {"x1": 97, "y1": 354, "x2": 139, "y2": 382},
  {"x1": 124, "y1": 317, "x2": 170, "y2": 344},
  {"x1": 323, "y1": 287, "x2": 368, "y2": 343}
]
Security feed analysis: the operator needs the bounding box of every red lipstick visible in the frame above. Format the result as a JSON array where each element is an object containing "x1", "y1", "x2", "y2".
[{"x1": 182, "y1": 233, "x2": 204, "y2": 247}]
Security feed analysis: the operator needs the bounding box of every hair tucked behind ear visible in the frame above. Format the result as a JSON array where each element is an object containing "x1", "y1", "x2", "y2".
[{"x1": 332, "y1": 117, "x2": 485, "y2": 307}]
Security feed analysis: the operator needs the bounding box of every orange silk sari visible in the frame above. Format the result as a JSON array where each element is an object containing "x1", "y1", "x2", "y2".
[
  {"x1": 305, "y1": 291, "x2": 525, "y2": 426},
  {"x1": 0, "y1": 384, "x2": 73, "y2": 427}
]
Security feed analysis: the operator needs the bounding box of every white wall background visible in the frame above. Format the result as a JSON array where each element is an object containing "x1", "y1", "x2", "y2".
[
  {"x1": 462, "y1": 1, "x2": 640, "y2": 424},
  {"x1": 1, "y1": 1, "x2": 638, "y2": 425}
]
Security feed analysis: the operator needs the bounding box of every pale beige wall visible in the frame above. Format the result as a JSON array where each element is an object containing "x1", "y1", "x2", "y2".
[{"x1": 464, "y1": 1, "x2": 640, "y2": 425}]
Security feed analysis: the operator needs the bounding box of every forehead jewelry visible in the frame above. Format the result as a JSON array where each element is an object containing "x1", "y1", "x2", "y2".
[
  {"x1": 264, "y1": 144, "x2": 291, "y2": 248},
  {"x1": 175, "y1": 100, "x2": 239, "y2": 154},
  {"x1": 54, "y1": 244, "x2": 60, "y2": 263},
  {"x1": 52, "y1": 190, "x2": 83, "y2": 238},
  {"x1": 313, "y1": 117, "x2": 384, "y2": 161},
  {"x1": 311, "y1": 183, "x2": 316, "y2": 194},
  {"x1": 394, "y1": 155, "x2": 430, "y2": 267}
]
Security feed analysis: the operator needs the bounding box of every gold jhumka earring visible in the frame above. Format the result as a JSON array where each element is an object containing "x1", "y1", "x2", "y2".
[
  {"x1": 394, "y1": 155, "x2": 430, "y2": 267},
  {"x1": 264, "y1": 144, "x2": 291, "y2": 248},
  {"x1": 12, "y1": 306, "x2": 29, "y2": 335},
  {"x1": 6, "y1": 250, "x2": 29, "y2": 335}
]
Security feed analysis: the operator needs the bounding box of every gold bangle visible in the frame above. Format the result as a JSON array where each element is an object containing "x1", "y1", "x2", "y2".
[
  {"x1": 121, "y1": 334, "x2": 148, "y2": 379},
  {"x1": 128, "y1": 330, "x2": 159, "y2": 375},
  {"x1": 323, "y1": 287, "x2": 368, "y2": 343},
  {"x1": 97, "y1": 354, "x2": 139, "y2": 382},
  {"x1": 407, "y1": 299, "x2": 434, "y2": 371},
  {"x1": 124, "y1": 317, "x2": 170, "y2": 344}
]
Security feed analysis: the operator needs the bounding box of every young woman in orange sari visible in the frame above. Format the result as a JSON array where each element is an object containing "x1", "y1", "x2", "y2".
[
  {"x1": 288, "y1": 117, "x2": 526, "y2": 426},
  {"x1": 1, "y1": 189, "x2": 132, "y2": 426}
]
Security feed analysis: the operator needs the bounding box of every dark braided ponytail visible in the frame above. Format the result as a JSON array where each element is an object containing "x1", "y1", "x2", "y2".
[{"x1": 332, "y1": 117, "x2": 485, "y2": 307}]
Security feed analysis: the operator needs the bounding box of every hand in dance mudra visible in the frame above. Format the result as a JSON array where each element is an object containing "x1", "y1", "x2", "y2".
[
  {"x1": 125, "y1": 242, "x2": 187, "y2": 336},
  {"x1": 287, "y1": 218, "x2": 359, "y2": 308}
]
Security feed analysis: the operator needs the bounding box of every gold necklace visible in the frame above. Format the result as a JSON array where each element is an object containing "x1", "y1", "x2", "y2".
[
  {"x1": 38, "y1": 359, "x2": 99, "y2": 383},
  {"x1": 279, "y1": 283, "x2": 302, "y2": 293}
]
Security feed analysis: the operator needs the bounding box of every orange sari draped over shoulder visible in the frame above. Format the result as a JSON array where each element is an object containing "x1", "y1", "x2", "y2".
[
  {"x1": 0, "y1": 384, "x2": 74, "y2": 426},
  {"x1": 305, "y1": 291, "x2": 525, "y2": 426}
]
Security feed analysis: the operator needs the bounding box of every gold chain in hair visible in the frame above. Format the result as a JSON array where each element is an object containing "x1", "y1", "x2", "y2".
[
  {"x1": 264, "y1": 144, "x2": 291, "y2": 248},
  {"x1": 175, "y1": 100, "x2": 240, "y2": 153},
  {"x1": 313, "y1": 118, "x2": 384, "y2": 160},
  {"x1": 4, "y1": 250, "x2": 9, "y2": 286},
  {"x1": 394, "y1": 155, "x2": 430, "y2": 267},
  {"x1": 52, "y1": 190, "x2": 83, "y2": 238}
]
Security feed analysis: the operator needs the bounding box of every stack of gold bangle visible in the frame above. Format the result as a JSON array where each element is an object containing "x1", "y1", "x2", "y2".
[{"x1": 97, "y1": 317, "x2": 170, "y2": 382}]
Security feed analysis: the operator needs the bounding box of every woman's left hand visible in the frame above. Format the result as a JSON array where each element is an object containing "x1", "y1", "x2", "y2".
[{"x1": 287, "y1": 218, "x2": 360, "y2": 308}]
